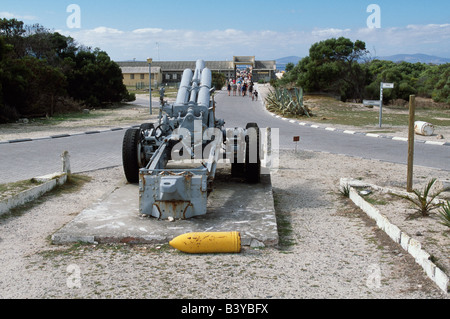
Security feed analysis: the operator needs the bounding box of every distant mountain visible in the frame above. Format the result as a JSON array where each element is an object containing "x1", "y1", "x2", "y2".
[
  {"x1": 276, "y1": 56, "x2": 302, "y2": 71},
  {"x1": 275, "y1": 54, "x2": 449, "y2": 71},
  {"x1": 377, "y1": 54, "x2": 450, "y2": 65}
]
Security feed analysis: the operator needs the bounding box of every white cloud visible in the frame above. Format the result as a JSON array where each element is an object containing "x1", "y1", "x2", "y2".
[
  {"x1": 355, "y1": 23, "x2": 450, "y2": 56},
  {"x1": 311, "y1": 28, "x2": 351, "y2": 38},
  {"x1": 59, "y1": 23, "x2": 450, "y2": 61},
  {"x1": 91, "y1": 27, "x2": 124, "y2": 34},
  {"x1": 133, "y1": 28, "x2": 164, "y2": 34},
  {"x1": 0, "y1": 11, "x2": 37, "y2": 21}
]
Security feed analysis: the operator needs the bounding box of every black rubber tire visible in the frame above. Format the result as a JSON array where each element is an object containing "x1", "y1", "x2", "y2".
[
  {"x1": 231, "y1": 131, "x2": 245, "y2": 178},
  {"x1": 122, "y1": 128, "x2": 141, "y2": 184},
  {"x1": 245, "y1": 123, "x2": 261, "y2": 184},
  {"x1": 231, "y1": 162, "x2": 245, "y2": 178},
  {"x1": 140, "y1": 123, "x2": 154, "y2": 131}
]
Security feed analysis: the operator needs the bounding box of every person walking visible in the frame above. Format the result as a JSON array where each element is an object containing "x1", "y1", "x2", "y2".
[
  {"x1": 227, "y1": 82, "x2": 231, "y2": 96},
  {"x1": 249, "y1": 82, "x2": 254, "y2": 99},
  {"x1": 232, "y1": 82, "x2": 237, "y2": 96},
  {"x1": 253, "y1": 90, "x2": 258, "y2": 101}
]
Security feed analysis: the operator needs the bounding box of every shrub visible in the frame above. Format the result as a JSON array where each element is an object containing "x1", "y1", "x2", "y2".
[
  {"x1": 391, "y1": 178, "x2": 443, "y2": 217},
  {"x1": 438, "y1": 201, "x2": 450, "y2": 228}
]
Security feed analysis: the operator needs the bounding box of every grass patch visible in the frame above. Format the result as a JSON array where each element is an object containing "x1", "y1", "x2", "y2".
[
  {"x1": 55, "y1": 174, "x2": 93, "y2": 195},
  {"x1": 32, "y1": 111, "x2": 111, "y2": 126},
  {"x1": 273, "y1": 192, "x2": 296, "y2": 250},
  {"x1": 0, "y1": 179, "x2": 44, "y2": 201},
  {"x1": 363, "y1": 194, "x2": 388, "y2": 206},
  {"x1": 292, "y1": 95, "x2": 450, "y2": 128},
  {"x1": 0, "y1": 174, "x2": 92, "y2": 221},
  {"x1": 126, "y1": 86, "x2": 179, "y2": 98},
  {"x1": 275, "y1": 212, "x2": 296, "y2": 249}
]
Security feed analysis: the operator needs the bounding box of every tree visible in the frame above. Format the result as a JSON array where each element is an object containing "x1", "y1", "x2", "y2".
[
  {"x1": 21, "y1": 57, "x2": 67, "y2": 116},
  {"x1": 67, "y1": 48, "x2": 128, "y2": 107},
  {"x1": 0, "y1": 18, "x2": 132, "y2": 121},
  {"x1": 212, "y1": 72, "x2": 226, "y2": 91},
  {"x1": 0, "y1": 18, "x2": 26, "y2": 58},
  {"x1": 432, "y1": 64, "x2": 450, "y2": 103},
  {"x1": 308, "y1": 37, "x2": 368, "y2": 101},
  {"x1": 282, "y1": 37, "x2": 369, "y2": 101},
  {"x1": 285, "y1": 62, "x2": 294, "y2": 73}
]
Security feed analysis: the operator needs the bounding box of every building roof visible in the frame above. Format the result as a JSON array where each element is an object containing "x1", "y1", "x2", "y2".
[
  {"x1": 255, "y1": 60, "x2": 277, "y2": 70},
  {"x1": 151, "y1": 61, "x2": 235, "y2": 71},
  {"x1": 233, "y1": 56, "x2": 256, "y2": 65},
  {"x1": 117, "y1": 59, "x2": 276, "y2": 72},
  {"x1": 120, "y1": 66, "x2": 161, "y2": 74}
]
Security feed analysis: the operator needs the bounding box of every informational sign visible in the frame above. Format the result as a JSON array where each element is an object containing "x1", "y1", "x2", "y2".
[
  {"x1": 379, "y1": 82, "x2": 395, "y2": 128},
  {"x1": 363, "y1": 100, "x2": 381, "y2": 106}
]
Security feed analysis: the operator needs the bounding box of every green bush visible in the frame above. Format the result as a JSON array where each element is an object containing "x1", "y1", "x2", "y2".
[
  {"x1": 123, "y1": 92, "x2": 136, "y2": 102},
  {"x1": 438, "y1": 201, "x2": 450, "y2": 228},
  {"x1": 277, "y1": 37, "x2": 450, "y2": 105},
  {"x1": 0, "y1": 18, "x2": 131, "y2": 121}
]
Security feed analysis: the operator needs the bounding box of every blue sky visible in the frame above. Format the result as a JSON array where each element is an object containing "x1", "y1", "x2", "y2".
[{"x1": 1, "y1": 0, "x2": 449, "y2": 61}]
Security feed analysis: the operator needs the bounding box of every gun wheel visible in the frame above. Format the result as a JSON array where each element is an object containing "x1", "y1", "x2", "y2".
[
  {"x1": 122, "y1": 128, "x2": 142, "y2": 184},
  {"x1": 245, "y1": 123, "x2": 261, "y2": 184}
]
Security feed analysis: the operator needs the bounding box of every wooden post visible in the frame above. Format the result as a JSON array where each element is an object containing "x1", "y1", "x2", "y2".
[{"x1": 407, "y1": 95, "x2": 415, "y2": 192}]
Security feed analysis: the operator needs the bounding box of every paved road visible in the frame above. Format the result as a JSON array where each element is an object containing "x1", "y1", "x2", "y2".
[
  {"x1": 0, "y1": 89, "x2": 449, "y2": 184},
  {"x1": 0, "y1": 131, "x2": 125, "y2": 184},
  {"x1": 214, "y1": 88, "x2": 450, "y2": 171}
]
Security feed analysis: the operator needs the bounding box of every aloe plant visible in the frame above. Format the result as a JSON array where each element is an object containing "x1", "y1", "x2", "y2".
[
  {"x1": 392, "y1": 178, "x2": 443, "y2": 217},
  {"x1": 265, "y1": 87, "x2": 311, "y2": 117},
  {"x1": 339, "y1": 184, "x2": 351, "y2": 198}
]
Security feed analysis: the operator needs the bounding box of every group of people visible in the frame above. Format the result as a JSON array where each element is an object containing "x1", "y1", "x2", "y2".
[{"x1": 227, "y1": 79, "x2": 259, "y2": 101}]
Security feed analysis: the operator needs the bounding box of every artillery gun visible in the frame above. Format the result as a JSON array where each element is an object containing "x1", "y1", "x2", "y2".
[{"x1": 122, "y1": 60, "x2": 262, "y2": 220}]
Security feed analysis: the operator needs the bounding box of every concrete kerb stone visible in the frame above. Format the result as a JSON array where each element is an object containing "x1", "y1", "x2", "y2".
[
  {"x1": 0, "y1": 172, "x2": 67, "y2": 216},
  {"x1": 340, "y1": 178, "x2": 449, "y2": 294},
  {"x1": 0, "y1": 151, "x2": 71, "y2": 216},
  {"x1": 0, "y1": 126, "x2": 140, "y2": 144},
  {"x1": 263, "y1": 105, "x2": 450, "y2": 147}
]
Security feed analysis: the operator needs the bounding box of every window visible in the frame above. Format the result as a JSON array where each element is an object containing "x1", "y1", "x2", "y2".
[
  {"x1": 165, "y1": 74, "x2": 171, "y2": 80},
  {"x1": 173, "y1": 74, "x2": 178, "y2": 80},
  {"x1": 130, "y1": 74, "x2": 135, "y2": 80},
  {"x1": 140, "y1": 74, "x2": 145, "y2": 80}
]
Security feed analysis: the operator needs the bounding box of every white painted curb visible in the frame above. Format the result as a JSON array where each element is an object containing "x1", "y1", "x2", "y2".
[
  {"x1": 0, "y1": 173, "x2": 67, "y2": 216},
  {"x1": 340, "y1": 178, "x2": 449, "y2": 294},
  {"x1": 0, "y1": 151, "x2": 71, "y2": 216}
]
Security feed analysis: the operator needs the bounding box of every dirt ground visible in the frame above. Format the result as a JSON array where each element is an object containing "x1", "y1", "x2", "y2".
[{"x1": 0, "y1": 94, "x2": 449, "y2": 299}]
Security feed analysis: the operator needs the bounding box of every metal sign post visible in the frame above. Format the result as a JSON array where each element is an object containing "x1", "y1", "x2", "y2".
[
  {"x1": 147, "y1": 58, "x2": 153, "y2": 115},
  {"x1": 379, "y1": 82, "x2": 394, "y2": 128},
  {"x1": 293, "y1": 136, "x2": 300, "y2": 153},
  {"x1": 407, "y1": 95, "x2": 416, "y2": 192}
]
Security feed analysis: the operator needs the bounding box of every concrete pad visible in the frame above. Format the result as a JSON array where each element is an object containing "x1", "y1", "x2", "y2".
[{"x1": 52, "y1": 168, "x2": 279, "y2": 247}]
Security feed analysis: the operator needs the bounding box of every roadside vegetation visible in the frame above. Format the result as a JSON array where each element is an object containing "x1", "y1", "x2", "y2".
[
  {"x1": 276, "y1": 37, "x2": 449, "y2": 106},
  {"x1": 438, "y1": 201, "x2": 450, "y2": 228},
  {"x1": 268, "y1": 37, "x2": 449, "y2": 126},
  {"x1": 0, "y1": 179, "x2": 43, "y2": 202},
  {"x1": 0, "y1": 18, "x2": 135, "y2": 124},
  {"x1": 390, "y1": 179, "x2": 444, "y2": 218}
]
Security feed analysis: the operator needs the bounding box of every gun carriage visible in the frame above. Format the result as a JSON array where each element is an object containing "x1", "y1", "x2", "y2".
[{"x1": 122, "y1": 60, "x2": 261, "y2": 220}]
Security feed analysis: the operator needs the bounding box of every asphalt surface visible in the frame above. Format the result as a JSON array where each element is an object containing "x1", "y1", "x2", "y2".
[
  {"x1": 0, "y1": 88, "x2": 449, "y2": 184},
  {"x1": 215, "y1": 88, "x2": 450, "y2": 171},
  {"x1": 0, "y1": 131, "x2": 124, "y2": 184}
]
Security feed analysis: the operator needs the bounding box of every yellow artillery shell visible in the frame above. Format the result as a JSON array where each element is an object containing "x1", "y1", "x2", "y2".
[{"x1": 169, "y1": 232, "x2": 241, "y2": 254}]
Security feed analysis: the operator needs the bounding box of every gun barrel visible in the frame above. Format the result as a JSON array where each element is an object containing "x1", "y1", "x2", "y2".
[
  {"x1": 197, "y1": 68, "x2": 212, "y2": 107},
  {"x1": 175, "y1": 69, "x2": 193, "y2": 105}
]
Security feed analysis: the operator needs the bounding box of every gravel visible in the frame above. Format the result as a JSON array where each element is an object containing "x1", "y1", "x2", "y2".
[
  {"x1": 0, "y1": 95, "x2": 448, "y2": 300},
  {"x1": 0, "y1": 149, "x2": 448, "y2": 299}
]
